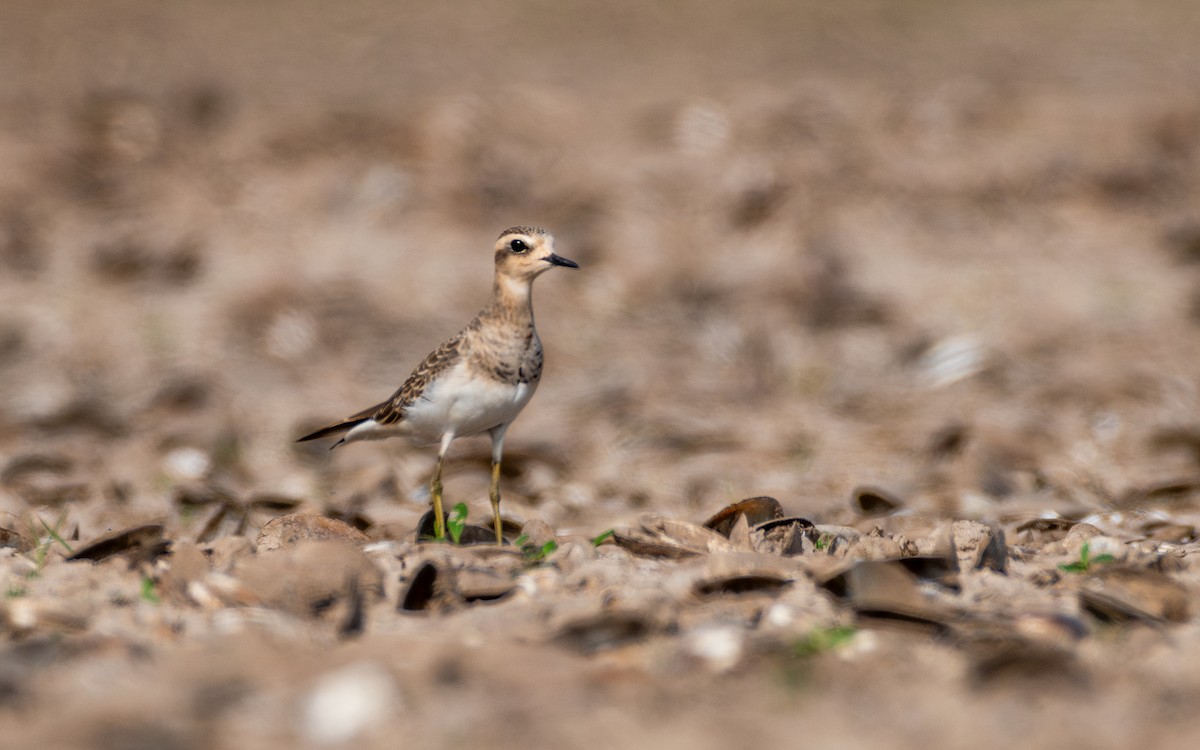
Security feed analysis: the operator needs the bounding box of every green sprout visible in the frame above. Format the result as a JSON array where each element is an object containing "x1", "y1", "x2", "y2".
[
  {"x1": 777, "y1": 625, "x2": 857, "y2": 690},
  {"x1": 23, "y1": 510, "x2": 73, "y2": 579},
  {"x1": 813, "y1": 532, "x2": 833, "y2": 551},
  {"x1": 792, "y1": 626, "x2": 856, "y2": 657},
  {"x1": 38, "y1": 514, "x2": 74, "y2": 555},
  {"x1": 447, "y1": 503, "x2": 469, "y2": 545},
  {"x1": 521, "y1": 539, "x2": 558, "y2": 564},
  {"x1": 140, "y1": 576, "x2": 161, "y2": 604},
  {"x1": 1058, "y1": 541, "x2": 1115, "y2": 573},
  {"x1": 590, "y1": 529, "x2": 614, "y2": 547}
]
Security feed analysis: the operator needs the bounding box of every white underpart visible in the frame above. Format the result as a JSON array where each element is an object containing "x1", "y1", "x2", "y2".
[{"x1": 342, "y1": 359, "x2": 537, "y2": 447}]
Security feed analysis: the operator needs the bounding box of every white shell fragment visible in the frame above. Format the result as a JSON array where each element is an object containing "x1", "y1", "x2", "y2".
[{"x1": 301, "y1": 661, "x2": 400, "y2": 745}]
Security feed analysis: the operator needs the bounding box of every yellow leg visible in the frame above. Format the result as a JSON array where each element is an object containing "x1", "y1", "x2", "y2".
[
  {"x1": 489, "y1": 459, "x2": 503, "y2": 545},
  {"x1": 430, "y1": 453, "x2": 447, "y2": 541},
  {"x1": 430, "y1": 433, "x2": 454, "y2": 542},
  {"x1": 487, "y1": 425, "x2": 509, "y2": 546}
]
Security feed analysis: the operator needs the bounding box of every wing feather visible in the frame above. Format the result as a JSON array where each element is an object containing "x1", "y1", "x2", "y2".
[
  {"x1": 296, "y1": 322, "x2": 468, "y2": 441},
  {"x1": 373, "y1": 332, "x2": 464, "y2": 425}
]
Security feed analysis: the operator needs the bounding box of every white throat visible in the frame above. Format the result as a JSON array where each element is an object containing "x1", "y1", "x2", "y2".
[{"x1": 497, "y1": 274, "x2": 533, "y2": 305}]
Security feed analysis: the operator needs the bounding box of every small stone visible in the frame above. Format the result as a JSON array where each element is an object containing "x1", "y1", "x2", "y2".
[
  {"x1": 301, "y1": 661, "x2": 398, "y2": 745},
  {"x1": 518, "y1": 518, "x2": 556, "y2": 548},
  {"x1": 163, "y1": 447, "x2": 212, "y2": 482},
  {"x1": 852, "y1": 485, "x2": 904, "y2": 515},
  {"x1": 516, "y1": 566, "x2": 564, "y2": 598},
  {"x1": 951, "y1": 520, "x2": 1008, "y2": 573},
  {"x1": 553, "y1": 610, "x2": 657, "y2": 654},
  {"x1": 203, "y1": 536, "x2": 254, "y2": 573},
  {"x1": 235, "y1": 541, "x2": 384, "y2": 618},
  {"x1": 917, "y1": 334, "x2": 987, "y2": 387},
  {"x1": 256, "y1": 513, "x2": 369, "y2": 552},
  {"x1": 160, "y1": 541, "x2": 210, "y2": 600},
  {"x1": 546, "y1": 539, "x2": 597, "y2": 572},
  {"x1": 455, "y1": 567, "x2": 518, "y2": 603},
  {"x1": 684, "y1": 624, "x2": 745, "y2": 673}
]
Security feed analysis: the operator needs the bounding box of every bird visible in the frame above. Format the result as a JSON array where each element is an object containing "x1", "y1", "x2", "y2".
[{"x1": 296, "y1": 226, "x2": 578, "y2": 544}]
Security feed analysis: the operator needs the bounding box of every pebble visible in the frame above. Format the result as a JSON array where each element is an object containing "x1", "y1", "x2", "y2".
[
  {"x1": 301, "y1": 661, "x2": 399, "y2": 745},
  {"x1": 684, "y1": 624, "x2": 745, "y2": 673}
]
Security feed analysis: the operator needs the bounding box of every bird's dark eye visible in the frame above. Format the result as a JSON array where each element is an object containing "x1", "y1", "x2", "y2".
[{"x1": 509, "y1": 238, "x2": 529, "y2": 253}]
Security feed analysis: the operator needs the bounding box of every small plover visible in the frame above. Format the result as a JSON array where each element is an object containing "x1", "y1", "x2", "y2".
[{"x1": 297, "y1": 226, "x2": 578, "y2": 543}]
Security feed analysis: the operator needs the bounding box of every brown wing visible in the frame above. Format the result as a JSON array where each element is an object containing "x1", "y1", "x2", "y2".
[
  {"x1": 372, "y1": 331, "x2": 464, "y2": 425},
  {"x1": 296, "y1": 331, "x2": 465, "y2": 443}
]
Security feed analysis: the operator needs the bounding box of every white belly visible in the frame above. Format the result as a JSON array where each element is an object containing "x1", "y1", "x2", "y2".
[{"x1": 344, "y1": 361, "x2": 537, "y2": 446}]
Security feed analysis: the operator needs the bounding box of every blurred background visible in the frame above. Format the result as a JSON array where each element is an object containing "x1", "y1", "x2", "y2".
[
  {"x1": 4, "y1": 1, "x2": 1200, "y2": 747},
  {"x1": 2, "y1": 0, "x2": 1200, "y2": 533},
  {"x1": 4, "y1": 0, "x2": 1200, "y2": 538}
]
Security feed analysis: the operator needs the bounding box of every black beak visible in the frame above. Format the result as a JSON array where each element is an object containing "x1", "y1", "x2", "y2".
[{"x1": 546, "y1": 253, "x2": 580, "y2": 269}]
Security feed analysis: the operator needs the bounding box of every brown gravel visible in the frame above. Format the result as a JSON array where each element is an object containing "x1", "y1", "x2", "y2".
[{"x1": 3, "y1": 2, "x2": 1200, "y2": 748}]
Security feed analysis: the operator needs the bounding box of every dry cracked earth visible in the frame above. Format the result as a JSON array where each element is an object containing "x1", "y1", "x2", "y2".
[{"x1": 3, "y1": 2, "x2": 1200, "y2": 748}]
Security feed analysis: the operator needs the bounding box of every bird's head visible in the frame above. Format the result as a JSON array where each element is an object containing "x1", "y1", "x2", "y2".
[{"x1": 493, "y1": 226, "x2": 579, "y2": 282}]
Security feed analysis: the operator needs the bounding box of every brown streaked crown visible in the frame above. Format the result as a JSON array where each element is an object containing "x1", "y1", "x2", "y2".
[{"x1": 497, "y1": 225, "x2": 548, "y2": 239}]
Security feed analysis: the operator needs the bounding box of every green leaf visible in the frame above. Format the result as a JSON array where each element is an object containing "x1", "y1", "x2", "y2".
[
  {"x1": 140, "y1": 577, "x2": 161, "y2": 604},
  {"x1": 590, "y1": 529, "x2": 614, "y2": 547},
  {"x1": 21, "y1": 509, "x2": 74, "y2": 578},
  {"x1": 38, "y1": 510, "x2": 74, "y2": 554},
  {"x1": 1057, "y1": 540, "x2": 1116, "y2": 573},
  {"x1": 447, "y1": 503, "x2": 469, "y2": 545},
  {"x1": 522, "y1": 539, "x2": 558, "y2": 563},
  {"x1": 793, "y1": 626, "x2": 856, "y2": 657}
]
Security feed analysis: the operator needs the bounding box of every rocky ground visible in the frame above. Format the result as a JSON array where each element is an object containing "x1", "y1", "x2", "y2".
[{"x1": 3, "y1": 2, "x2": 1200, "y2": 748}]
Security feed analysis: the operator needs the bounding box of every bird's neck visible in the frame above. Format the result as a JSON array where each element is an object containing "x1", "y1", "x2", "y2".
[{"x1": 483, "y1": 274, "x2": 535, "y2": 327}]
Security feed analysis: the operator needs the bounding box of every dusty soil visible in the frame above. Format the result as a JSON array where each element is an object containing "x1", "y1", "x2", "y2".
[{"x1": 3, "y1": 2, "x2": 1200, "y2": 748}]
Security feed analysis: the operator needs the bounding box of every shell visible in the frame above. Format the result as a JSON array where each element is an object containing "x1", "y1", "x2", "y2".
[
  {"x1": 702, "y1": 496, "x2": 784, "y2": 537},
  {"x1": 951, "y1": 520, "x2": 1008, "y2": 573},
  {"x1": 552, "y1": 610, "x2": 657, "y2": 654},
  {"x1": 67, "y1": 524, "x2": 168, "y2": 565},
  {"x1": 256, "y1": 513, "x2": 368, "y2": 552},
  {"x1": 1079, "y1": 567, "x2": 1191, "y2": 623},
  {"x1": 852, "y1": 485, "x2": 905, "y2": 515},
  {"x1": 692, "y1": 552, "x2": 797, "y2": 597},
  {"x1": 749, "y1": 517, "x2": 815, "y2": 556},
  {"x1": 821, "y1": 559, "x2": 952, "y2": 628},
  {"x1": 397, "y1": 552, "x2": 520, "y2": 613},
  {"x1": 614, "y1": 515, "x2": 737, "y2": 559}
]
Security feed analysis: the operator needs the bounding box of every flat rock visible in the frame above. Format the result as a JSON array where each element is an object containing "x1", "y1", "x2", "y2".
[
  {"x1": 67, "y1": 524, "x2": 168, "y2": 565},
  {"x1": 255, "y1": 513, "x2": 369, "y2": 552},
  {"x1": 614, "y1": 515, "x2": 737, "y2": 559},
  {"x1": 951, "y1": 520, "x2": 1008, "y2": 573},
  {"x1": 1079, "y1": 567, "x2": 1191, "y2": 623},
  {"x1": 234, "y1": 540, "x2": 384, "y2": 619}
]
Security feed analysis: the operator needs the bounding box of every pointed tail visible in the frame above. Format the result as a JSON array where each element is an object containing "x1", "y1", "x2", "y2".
[
  {"x1": 295, "y1": 401, "x2": 386, "y2": 448},
  {"x1": 295, "y1": 419, "x2": 364, "y2": 443}
]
